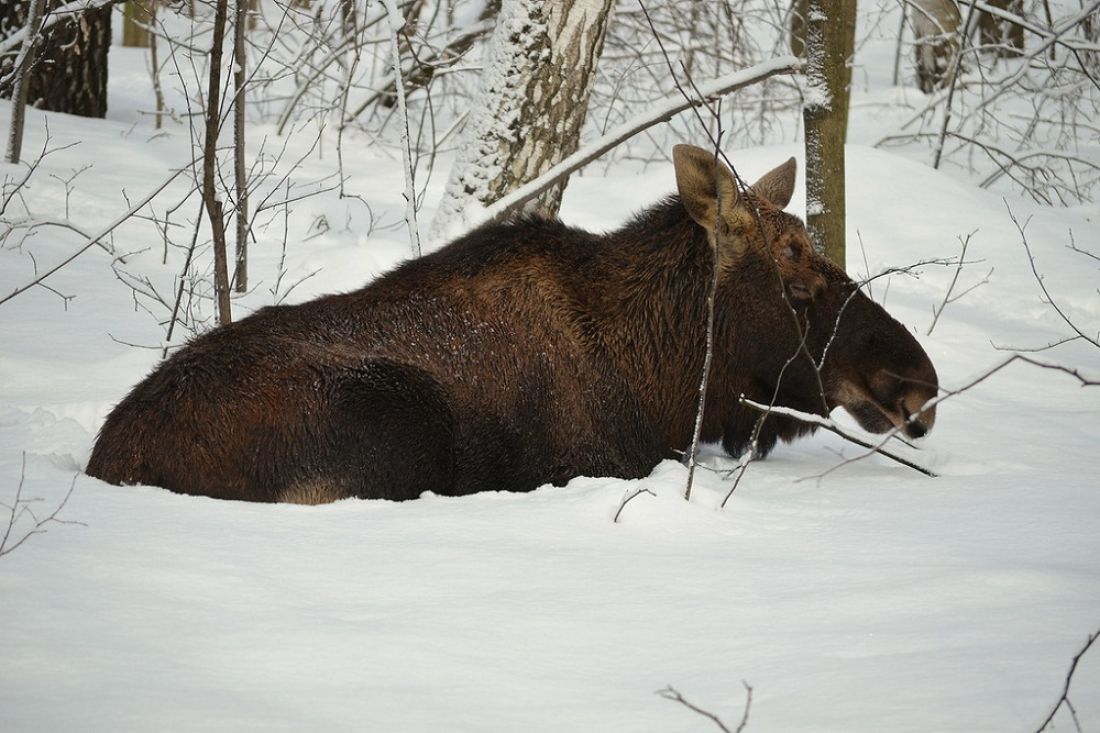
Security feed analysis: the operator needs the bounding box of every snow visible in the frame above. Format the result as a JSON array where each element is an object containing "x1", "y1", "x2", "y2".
[{"x1": 2, "y1": 17, "x2": 1100, "y2": 733}]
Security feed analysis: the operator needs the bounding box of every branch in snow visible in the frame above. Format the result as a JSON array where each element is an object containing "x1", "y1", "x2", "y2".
[
  {"x1": 738, "y1": 398, "x2": 937, "y2": 478},
  {"x1": 1004, "y1": 201, "x2": 1100, "y2": 351},
  {"x1": 927, "y1": 230, "x2": 991, "y2": 336},
  {"x1": 0, "y1": 453, "x2": 83, "y2": 559},
  {"x1": 612, "y1": 486, "x2": 655, "y2": 523},
  {"x1": 1033, "y1": 627, "x2": 1100, "y2": 733},
  {"x1": 658, "y1": 683, "x2": 752, "y2": 733},
  {"x1": 475, "y1": 56, "x2": 801, "y2": 229}
]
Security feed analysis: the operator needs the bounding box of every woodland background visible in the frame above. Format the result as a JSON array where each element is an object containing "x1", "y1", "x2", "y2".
[{"x1": 1, "y1": 1, "x2": 1098, "y2": 731}]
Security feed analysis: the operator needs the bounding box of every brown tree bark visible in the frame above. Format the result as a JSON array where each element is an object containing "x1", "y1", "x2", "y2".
[
  {"x1": 0, "y1": 0, "x2": 111, "y2": 118},
  {"x1": 122, "y1": 0, "x2": 151, "y2": 47},
  {"x1": 233, "y1": 0, "x2": 248, "y2": 292},
  {"x1": 801, "y1": 0, "x2": 856, "y2": 267},
  {"x1": 978, "y1": 0, "x2": 1024, "y2": 57},
  {"x1": 202, "y1": 0, "x2": 233, "y2": 324}
]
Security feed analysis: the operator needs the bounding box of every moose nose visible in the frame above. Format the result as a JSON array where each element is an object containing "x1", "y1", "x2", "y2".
[{"x1": 900, "y1": 394, "x2": 936, "y2": 439}]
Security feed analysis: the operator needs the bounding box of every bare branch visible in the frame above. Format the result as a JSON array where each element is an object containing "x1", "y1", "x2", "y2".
[
  {"x1": 1033, "y1": 627, "x2": 1100, "y2": 733},
  {"x1": 479, "y1": 56, "x2": 802, "y2": 226},
  {"x1": 0, "y1": 165, "x2": 193, "y2": 307},
  {"x1": 658, "y1": 683, "x2": 753, "y2": 733},
  {"x1": 613, "y1": 486, "x2": 656, "y2": 523},
  {"x1": 738, "y1": 398, "x2": 938, "y2": 478},
  {"x1": 0, "y1": 453, "x2": 83, "y2": 558},
  {"x1": 927, "y1": 230, "x2": 991, "y2": 335},
  {"x1": 1005, "y1": 201, "x2": 1100, "y2": 350}
]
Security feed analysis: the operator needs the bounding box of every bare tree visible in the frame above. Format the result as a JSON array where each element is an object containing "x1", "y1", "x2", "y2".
[
  {"x1": 977, "y1": 0, "x2": 1024, "y2": 56},
  {"x1": 0, "y1": 0, "x2": 113, "y2": 118},
  {"x1": 1, "y1": 454, "x2": 81, "y2": 559},
  {"x1": 431, "y1": 0, "x2": 615, "y2": 239},
  {"x1": 658, "y1": 683, "x2": 753, "y2": 733},
  {"x1": 1033, "y1": 626, "x2": 1100, "y2": 732},
  {"x1": 233, "y1": 0, "x2": 248, "y2": 292},
  {"x1": 3, "y1": 0, "x2": 46, "y2": 164},
  {"x1": 910, "y1": 0, "x2": 963, "y2": 93},
  {"x1": 801, "y1": 0, "x2": 856, "y2": 265},
  {"x1": 201, "y1": 0, "x2": 233, "y2": 324},
  {"x1": 879, "y1": 0, "x2": 1100, "y2": 205},
  {"x1": 122, "y1": 0, "x2": 152, "y2": 47}
]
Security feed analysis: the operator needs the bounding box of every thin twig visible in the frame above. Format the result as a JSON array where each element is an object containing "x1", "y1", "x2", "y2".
[
  {"x1": 0, "y1": 453, "x2": 84, "y2": 558},
  {"x1": 613, "y1": 487, "x2": 656, "y2": 523},
  {"x1": 1, "y1": 165, "x2": 193, "y2": 307},
  {"x1": 1005, "y1": 201, "x2": 1099, "y2": 350},
  {"x1": 1033, "y1": 627, "x2": 1100, "y2": 733},
  {"x1": 480, "y1": 56, "x2": 802, "y2": 225},
  {"x1": 658, "y1": 683, "x2": 753, "y2": 733},
  {"x1": 927, "y1": 230, "x2": 991, "y2": 335},
  {"x1": 738, "y1": 399, "x2": 938, "y2": 478}
]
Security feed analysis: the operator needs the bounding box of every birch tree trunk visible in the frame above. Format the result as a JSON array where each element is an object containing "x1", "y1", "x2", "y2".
[
  {"x1": 431, "y1": 0, "x2": 613, "y2": 241},
  {"x1": 4, "y1": 0, "x2": 45, "y2": 164},
  {"x1": 801, "y1": 0, "x2": 855, "y2": 267}
]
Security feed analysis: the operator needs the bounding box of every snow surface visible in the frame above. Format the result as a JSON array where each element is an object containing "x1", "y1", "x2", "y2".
[{"x1": 2, "y1": 23, "x2": 1100, "y2": 733}]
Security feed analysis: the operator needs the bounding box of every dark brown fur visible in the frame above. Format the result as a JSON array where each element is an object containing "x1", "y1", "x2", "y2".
[{"x1": 86, "y1": 146, "x2": 938, "y2": 502}]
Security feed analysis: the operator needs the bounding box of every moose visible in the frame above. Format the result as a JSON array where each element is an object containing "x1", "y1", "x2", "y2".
[{"x1": 87, "y1": 144, "x2": 938, "y2": 503}]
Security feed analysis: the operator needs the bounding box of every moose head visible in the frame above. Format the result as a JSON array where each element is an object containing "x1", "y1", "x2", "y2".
[{"x1": 672, "y1": 144, "x2": 938, "y2": 457}]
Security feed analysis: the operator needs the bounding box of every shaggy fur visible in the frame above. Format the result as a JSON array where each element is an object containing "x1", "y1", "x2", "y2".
[{"x1": 86, "y1": 147, "x2": 938, "y2": 502}]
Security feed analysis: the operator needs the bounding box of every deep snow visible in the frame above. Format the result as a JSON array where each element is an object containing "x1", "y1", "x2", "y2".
[{"x1": 2, "y1": 9, "x2": 1099, "y2": 733}]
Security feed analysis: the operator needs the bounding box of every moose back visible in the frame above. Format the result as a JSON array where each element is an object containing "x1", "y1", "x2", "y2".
[{"x1": 87, "y1": 145, "x2": 938, "y2": 503}]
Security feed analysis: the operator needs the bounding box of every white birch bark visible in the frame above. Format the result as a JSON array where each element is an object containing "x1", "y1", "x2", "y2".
[{"x1": 430, "y1": 0, "x2": 613, "y2": 242}]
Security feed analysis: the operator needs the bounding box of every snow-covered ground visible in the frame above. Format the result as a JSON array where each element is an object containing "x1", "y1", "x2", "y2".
[{"x1": 2, "y1": 15, "x2": 1099, "y2": 733}]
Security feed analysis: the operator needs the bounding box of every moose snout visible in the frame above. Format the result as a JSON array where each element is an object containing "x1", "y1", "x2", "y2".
[
  {"x1": 837, "y1": 367, "x2": 939, "y2": 439},
  {"x1": 900, "y1": 391, "x2": 937, "y2": 439}
]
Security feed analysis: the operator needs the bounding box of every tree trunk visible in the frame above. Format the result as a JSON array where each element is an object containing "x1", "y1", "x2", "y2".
[
  {"x1": 789, "y1": 0, "x2": 808, "y2": 57},
  {"x1": 0, "y1": 0, "x2": 111, "y2": 118},
  {"x1": 377, "y1": 0, "x2": 497, "y2": 109},
  {"x1": 5, "y1": 0, "x2": 45, "y2": 164},
  {"x1": 122, "y1": 0, "x2": 152, "y2": 47},
  {"x1": 202, "y1": 0, "x2": 233, "y2": 324},
  {"x1": 910, "y1": 0, "x2": 962, "y2": 93},
  {"x1": 801, "y1": 0, "x2": 855, "y2": 267},
  {"x1": 431, "y1": 0, "x2": 613, "y2": 240},
  {"x1": 233, "y1": 0, "x2": 248, "y2": 293},
  {"x1": 978, "y1": 0, "x2": 1024, "y2": 57}
]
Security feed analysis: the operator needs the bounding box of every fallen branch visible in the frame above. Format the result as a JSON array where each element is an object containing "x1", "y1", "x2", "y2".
[
  {"x1": 1034, "y1": 627, "x2": 1100, "y2": 733},
  {"x1": 613, "y1": 486, "x2": 655, "y2": 523},
  {"x1": 478, "y1": 56, "x2": 802, "y2": 226},
  {"x1": 658, "y1": 683, "x2": 752, "y2": 733},
  {"x1": 739, "y1": 398, "x2": 938, "y2": 478}
]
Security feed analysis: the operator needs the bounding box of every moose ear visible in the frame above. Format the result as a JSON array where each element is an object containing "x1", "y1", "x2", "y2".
[
  {"x1": 749, "y1": 157, "x2": 797, "y2": 209},
  {"x1": 672, "y1": 144, "x2": 741, "y2": 233}
]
